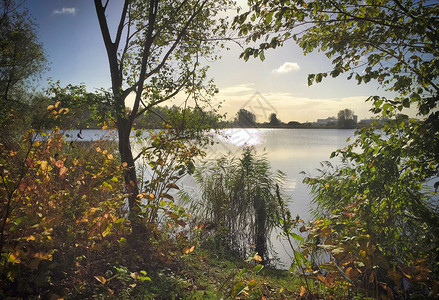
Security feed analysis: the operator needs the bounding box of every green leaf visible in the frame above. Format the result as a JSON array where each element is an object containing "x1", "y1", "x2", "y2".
[
  {"x1": 254, "y1": 264, "x2": 264, "y2": 274},
  {"x1": 233, "y1": 282, "x2": 248, "y2": 297},
  {"x1": 265, "y1": 12, "x2": 273, "y2": 25},
  {"x1": 289, "y1": 232, "x2": 304, "y2": 242},
  {"x1": 316, "y1": 73, "x2": 323, "y2": 83},
  {"x1": 308, "y1": 74, "x2": 315, "y2": 86}
]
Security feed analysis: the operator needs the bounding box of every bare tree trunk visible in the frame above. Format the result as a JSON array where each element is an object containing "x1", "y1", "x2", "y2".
[{"x1": 117, "y1": 117, "x2": 140, "y2": 222}]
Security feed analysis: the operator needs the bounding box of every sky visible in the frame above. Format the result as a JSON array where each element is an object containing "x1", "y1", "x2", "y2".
[{"x1": 26, "y1": 0, "x2": 398, "y2": 123}]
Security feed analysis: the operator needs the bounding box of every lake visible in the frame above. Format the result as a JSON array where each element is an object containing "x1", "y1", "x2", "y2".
[
  {"x1": 67, "y1": 128, "x2": 355, "y2": 221},
  {"x1": 200, "y1": 128, "x2": 355, "y2": 220},
  {"x1": 64, "y1": 128, "x2": 356, "y2": 266}
]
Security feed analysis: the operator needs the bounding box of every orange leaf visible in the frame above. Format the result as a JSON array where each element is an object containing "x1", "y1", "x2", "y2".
[
  {"x1": 299, "y1": 285, "x2": 306, "y2": 297},
  {"x1": 59, "y1": 166, "x2": 68, "y2": 176},
  {"x1": 316, "y1": 274, "x2": 326, "y2": 284},
  {"x1": 55, "y1": 160, "x2": 64, "y2": 168},
  {"x1": 253, "y1": 254, "x2": 263, "y2": 262}
]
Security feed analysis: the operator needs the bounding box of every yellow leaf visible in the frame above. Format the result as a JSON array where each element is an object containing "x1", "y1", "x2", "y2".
[
  {"x1": 102, "y1": 125, "x2": 108, "y2": 130},
  {"x1": 107, "y1": 153, "x2": 114, "y2": 160},
  {"x1": 96, "y1": 147, "x2": 102, "y2": 153},
  {"x1": 183, "y1": 245, "x2": 195, "y2": 254},
  {"x1": 26, "y1": 235, "x2": 36, "y2": 241},
  {"x1": 102, "y1": 226, "x2": 111, "y2": 237},
  {"x1": 40, "y1": 160, "x2": 49, "y2": 171},
  {"x1": 32, "y1": 140, "x2": 41, "y2": 147},
  {"x1": 94, "y1": 275, "x2": 107, "y2": 284},
  {"x1": 47, "y1": 105, "x2": 55, "y2": 111},
  {"x1": 8, "y1": 252, "x2": 21, "y2": 263}
]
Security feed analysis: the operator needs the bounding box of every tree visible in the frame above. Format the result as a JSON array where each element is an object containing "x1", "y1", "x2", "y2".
[
  {"x1": 0, "y1": 0, "x2": 46, "y2": 131},
  {"x1": 94, "y1": 0, "x2": 232, "y2": 225},
  {"x1": 236, "y1": 108, "x2": 256, "y2": 127},
  {"x1": 269, "y1": 112, "x2": 280, "y2": 126},
  {"x1": 337, "y1": 108, "x2": 355, "y2": 129},
  {"x1": 234, "y1": 0, "x2": 439, "y2": 295}
]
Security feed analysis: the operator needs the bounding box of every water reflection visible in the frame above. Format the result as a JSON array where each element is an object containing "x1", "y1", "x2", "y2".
[{"x1": 216, "y1": 128, "x2": 266, "y2": 147}]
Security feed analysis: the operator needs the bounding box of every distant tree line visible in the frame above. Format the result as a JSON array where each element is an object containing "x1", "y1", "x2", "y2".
[{"x1": 228, "y1": 108, "x2": 361, "y2": 129}]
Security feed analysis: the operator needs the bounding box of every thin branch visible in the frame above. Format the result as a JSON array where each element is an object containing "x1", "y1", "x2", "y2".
[
  {"x1": 144, "y1": 0, "x2": 208, "y2": 79},
  {"x1": 130, "y1": 0, "x2": 159, "y2": 121},
  {"x1": 114, "y1": 0, "x2": 129, "y2": 48},
  {"x1": 326, "y1": 0, "x2": 405, "y2": 30},
  {"x1": 134, "y1": 75, "x2": 190, "y2": 119}
]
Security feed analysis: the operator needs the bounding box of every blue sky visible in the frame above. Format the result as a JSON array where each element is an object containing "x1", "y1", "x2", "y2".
[{"x1": 27, "y1": 0, "x2": 397, "y2": 123}]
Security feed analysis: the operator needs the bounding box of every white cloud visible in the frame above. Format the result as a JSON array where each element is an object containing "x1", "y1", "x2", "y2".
[
  {"x1": 52, "y1": 7, "x2": 77, "y2": 16},
  {"x1": 272, "y1": 62, "x2": 300, "y2": 74},
  {"x1": 219, "y1": 83, "x2": 255, "y2": 97}
]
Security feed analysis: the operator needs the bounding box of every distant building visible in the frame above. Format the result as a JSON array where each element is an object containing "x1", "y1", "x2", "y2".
[{"x1": 315, "y1": 117, "x2": 337, "y2": 126}]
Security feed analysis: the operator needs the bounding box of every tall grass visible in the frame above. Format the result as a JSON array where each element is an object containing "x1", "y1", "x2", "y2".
[{"x1": 181, "y1": 148, "x2": 288, "y2": 263}]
